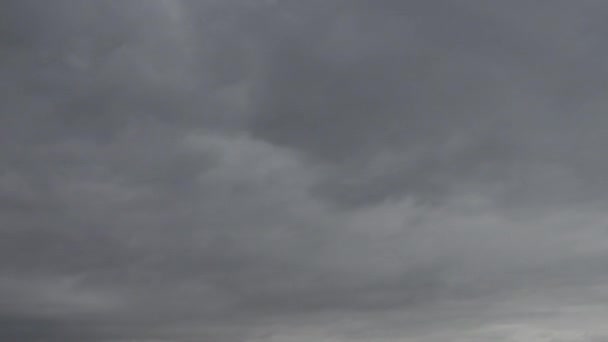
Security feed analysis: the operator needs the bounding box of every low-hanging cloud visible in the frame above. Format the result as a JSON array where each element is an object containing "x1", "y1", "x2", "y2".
[{"x1": 3, "y1": 0, "x2": 608, "y2": 341}]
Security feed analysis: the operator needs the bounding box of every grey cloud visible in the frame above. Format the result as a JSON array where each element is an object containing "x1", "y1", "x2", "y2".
[
  {"x1": 251, "y1": 0, "x2": 608, "y2": 207},
  {"x1": 3, "y1": 0, "x2": 608, "y2": 341},
  {"x1": 0, "y1": 314, "x2": 104, "y2": 342}
]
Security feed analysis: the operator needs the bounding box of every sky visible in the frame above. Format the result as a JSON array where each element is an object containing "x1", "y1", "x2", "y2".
[{"x1": 2, "y1": 0, "x2": 608, "y2": 341}]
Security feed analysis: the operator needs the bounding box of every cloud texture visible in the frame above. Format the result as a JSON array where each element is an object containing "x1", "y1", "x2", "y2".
[{"x1": 2, "y1": 1, "x2": 608, "y2": 341}]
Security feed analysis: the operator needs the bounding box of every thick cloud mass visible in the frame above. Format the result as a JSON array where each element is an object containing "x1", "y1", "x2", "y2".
[{"x1": 3, "y1": 1, "x2": 608, "y2": 341}]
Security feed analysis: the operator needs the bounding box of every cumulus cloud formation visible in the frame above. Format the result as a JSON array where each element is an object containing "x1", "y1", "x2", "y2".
[{"x1": 2, "y1": 0, "x2": 608, "y2": 341}]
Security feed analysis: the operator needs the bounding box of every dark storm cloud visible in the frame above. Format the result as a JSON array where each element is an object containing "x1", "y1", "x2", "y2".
[
  {"x1": 251, "y1": 0, "x2": 608, "y2": 207},
  {"x1": 0, "y1": 314, "x2": 102, "y2": 342},
  {"x1": 3, "y1": 1, "x2": 608, "y2": 341}
]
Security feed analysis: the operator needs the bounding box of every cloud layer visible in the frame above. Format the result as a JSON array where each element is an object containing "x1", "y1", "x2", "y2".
[{"x1": 2, "y1": 1, "x2": 608, "y2": 341}]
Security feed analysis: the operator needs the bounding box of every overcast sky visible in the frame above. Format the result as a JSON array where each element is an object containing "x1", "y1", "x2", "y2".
[{"x1": 2, "y1": 1, "x2": 608, "y2": 341}]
